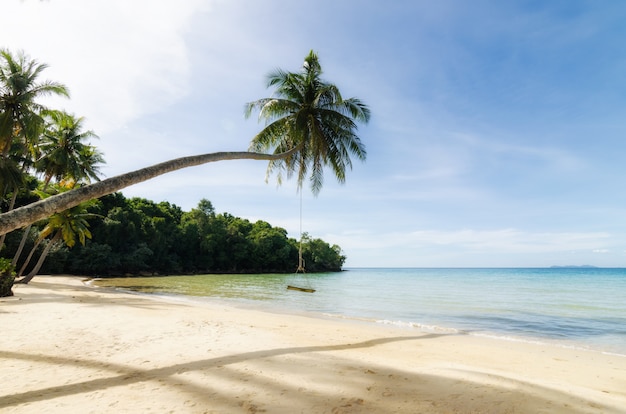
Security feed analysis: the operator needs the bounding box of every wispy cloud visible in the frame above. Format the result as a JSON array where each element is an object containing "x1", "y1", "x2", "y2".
[
  {"x1": 333, "y1": 228, "x2": 612, "y2": 254},
  {"x1": 4, "y1": 0, "x2": 209, "y2": 134},
  {"x1": 3, "y1": 1, "x2": 625, "y2": 267}
]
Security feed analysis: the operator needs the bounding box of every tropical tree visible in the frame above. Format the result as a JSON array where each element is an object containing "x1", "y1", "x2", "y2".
[
  {"x1": 297, "y1": 233, "x2": 345, "y2": 272},
  {"x1": 11, "y1": 112, "x2": 104, "y2": 268},
  {"x1": 0, "y1": 51, "x2": 369, "y2": 237},
  {"x1": 0, "y1": 49, "x2": 69, "y2": 155},
  {"x1": 36, "y1": 111, "x2": 103, "y2": 189},
  {"x1": 245, "y1": 50, "x2": 370, "y2": 194},
  {"x1": 0, "y1": 49, "x2": 69, "y2": 248},
  {"x1": 17, "y1": 198, "x2": 99, "y2": 284}
]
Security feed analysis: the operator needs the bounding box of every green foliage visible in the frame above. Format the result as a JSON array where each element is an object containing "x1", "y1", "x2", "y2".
[
  {"x1": 0, "y1": 257, "x2": 15, "y2": 297},
  {"x1": 35, "y1": 111, "x2": 103, "y2": 187},
  {"x1": 297, "y1": 233, "x2": 346, "y2": 272},
  {"x1": 0, "y1": 49, "x2": 350, "y2": 277},
  {"x1": 66, "y1": 243, "x2": 118, "y2": 274},
  {"x1": 0, "y1": 49, "x2": 69, "y2": 154},
  {"x1": 245, "y1": 50, "x2": 370, "y2": 194},
  {"x1": 30, "y1": 194, "x2": 346, "y2": 275}
]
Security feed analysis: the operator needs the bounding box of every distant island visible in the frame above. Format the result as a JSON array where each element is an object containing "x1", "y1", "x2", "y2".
[{"x1": 550, "y1": 265, "x2": 599, "y2": 269}]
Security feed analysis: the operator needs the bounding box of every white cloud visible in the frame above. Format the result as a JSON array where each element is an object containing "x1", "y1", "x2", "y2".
[
  {"x1": 2, "y1": 0, "x2": 210, "y2": 134},
  {"x1": 454, "y1": 131, "x2": 585, "y2": 172},
  {"x1": 3, "y1": 1, "x2": 626, "y2": 268}
]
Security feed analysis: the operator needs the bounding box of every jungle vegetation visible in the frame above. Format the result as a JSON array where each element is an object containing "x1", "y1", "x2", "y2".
[{"x1": 2, "y1": 194, "x2": 345, "y2": 277}]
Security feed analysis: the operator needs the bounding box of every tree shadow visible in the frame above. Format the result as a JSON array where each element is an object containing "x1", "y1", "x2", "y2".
[
  {"x1": 0, "y1": 332, "x2": 614, "y2": 413},
  {"x1": 0, "y1": 334, "x2": 440, "y2": 401},
  {"x1": 2, "y1": 279, "x2": 175, "y2": 310}
]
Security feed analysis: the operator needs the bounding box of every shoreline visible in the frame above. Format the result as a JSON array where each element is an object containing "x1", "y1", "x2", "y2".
[
  {"x1": 92, "y1": 275, "x2": 626, "y2": 359},
  {"x1": 2, "y1": 275, "x2": 626, "y2": 413}
]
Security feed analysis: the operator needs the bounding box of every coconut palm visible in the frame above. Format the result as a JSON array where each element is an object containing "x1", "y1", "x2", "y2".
[
  {"x1": 0, "y1": 49, "x2": 69, "y2": 156},
  {"x1": 36, "y1": 111, "x2": 103, "y2": 189},
  {"x1": 0, "y1": 49, "x2": 69, "y2": 249},
  {"x1": 11, "y1": 113, "x2": 103, "y2": 267},
  {"x1": 0, "y1": 51, "x2": 369, "y2": 236},
  {"x1": 75, "y1": 145, "x2": 105, "y2": 185},
  {"x1": 245, "y1": 50, "x2": 370, "y2": 194},
  {"x1": 17, "y1": 197, "x2": 99, "y2": 283}
]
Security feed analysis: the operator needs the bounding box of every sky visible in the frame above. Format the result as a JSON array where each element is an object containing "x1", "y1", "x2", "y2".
[{"x1": 3, "y1": 0, "x2": 626, "y2": 267}]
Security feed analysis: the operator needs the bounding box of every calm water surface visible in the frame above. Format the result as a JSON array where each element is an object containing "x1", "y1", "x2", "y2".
[{"x1": 93, "y1": 268, "x2": 626, "y2": 355}]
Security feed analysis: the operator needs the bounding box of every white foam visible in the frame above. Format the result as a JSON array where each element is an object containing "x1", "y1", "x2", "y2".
[
  {"x1": 375, "y1": 319, "x2": 460, "y2": 334},
  {"x1": 470, "y1": 332, "x2": 626, "y2": 358}
]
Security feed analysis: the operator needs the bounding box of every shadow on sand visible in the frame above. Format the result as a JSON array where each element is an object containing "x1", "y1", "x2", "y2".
[{"x1": 0, "y1": 332, "x2": 611, "y2": 414}]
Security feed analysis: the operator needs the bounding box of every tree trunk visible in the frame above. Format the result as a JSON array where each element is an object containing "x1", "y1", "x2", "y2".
[
  {"x1": 12, "y1": 182, "x2": 54, "y2": 266},
  {"x1": 11, "y1": 224, "x2": 33, "y2": 268},
  {"x1": 0, "y1": 188, "x2": 18, "y2": 248},
  {"x1": 16, "y1": 234, "x2": 43, "y2": 278},
  {"x1": 0, "y1": 149, "x2": 298, "y2": 236},
  {"x1": 17, "y1": 231, "x2": 61, "y2": 284}
]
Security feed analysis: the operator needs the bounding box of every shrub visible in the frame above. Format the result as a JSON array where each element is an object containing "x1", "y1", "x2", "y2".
[{"x1": 0, "y1": 258, "x2": 16, "y2": 297}]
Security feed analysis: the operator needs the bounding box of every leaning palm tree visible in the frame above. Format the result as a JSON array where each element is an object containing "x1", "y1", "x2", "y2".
[
  {"x1": 246, "y1": 50, "x2": 369, "y2": 275},
  {"x1": 17, "y1": 197, "x2": 99, "y2": 284},
  {"x1": 0, "y1": 51, "x2": 369, "y2": 237},
  {"x1": 245, "y1": 50, "x2": 370, "y2": 194}
]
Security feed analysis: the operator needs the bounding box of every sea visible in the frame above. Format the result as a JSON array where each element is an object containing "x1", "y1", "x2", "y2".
[{"x1": 93, "y1": 267, "x2": 626, "y2": 356}]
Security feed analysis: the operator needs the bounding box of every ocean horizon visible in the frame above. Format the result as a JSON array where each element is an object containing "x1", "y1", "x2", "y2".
[{"x1": 93, "y1": 267, "x2": 626, "y2": 356}]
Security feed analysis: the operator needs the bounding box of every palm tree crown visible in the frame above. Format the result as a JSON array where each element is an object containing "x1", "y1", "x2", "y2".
[
  {"x1": 36, "y1": 111, "x2": 104, "y2": 188},
  {"x1": 245, "y1": 50, "x2": 370, "y2": 194},
  {"x1": 0, "y1": 49, "x2": 69, "y2": 155}
]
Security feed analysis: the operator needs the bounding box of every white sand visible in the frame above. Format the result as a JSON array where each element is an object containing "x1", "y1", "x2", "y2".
[{"x1": 1, "y1": 276, "x2": 625, "y2": 413}]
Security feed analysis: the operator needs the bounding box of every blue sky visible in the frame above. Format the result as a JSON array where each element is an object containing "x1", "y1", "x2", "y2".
[{"x1": 3, "y1": 0, "x2": 626, "y2": 267}]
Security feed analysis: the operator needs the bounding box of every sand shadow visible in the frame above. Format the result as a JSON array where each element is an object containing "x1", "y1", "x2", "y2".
[{"x1": 1, "y1": 331, "x2": 616, "y2": 413}]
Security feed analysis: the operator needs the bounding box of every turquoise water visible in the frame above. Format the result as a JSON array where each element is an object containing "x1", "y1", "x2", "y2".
[{"x1": 94, "y1": 268, "x2": 626, "y2": 355}]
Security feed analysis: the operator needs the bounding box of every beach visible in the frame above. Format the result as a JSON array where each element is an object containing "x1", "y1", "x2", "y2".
[{"x1": 1, "y1": 276, "x2": 625, "y2": 413}]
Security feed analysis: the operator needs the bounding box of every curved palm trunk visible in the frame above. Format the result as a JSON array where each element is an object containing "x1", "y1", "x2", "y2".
[
  {"x1": 11, "y1": 180, "x2": 52, "y2": 265},
  {"x1": 16, "y1": 234, "x2": 43, "y2": 278},
  {"x1": 0, "y1": 149, "x2": 299, "y2": 236},
  {"x1": 18, "y1": 230, "x2": 61, "y2": 284},
  {"x1": 12, "y1": 181, "x2": 57, "y2": 266},
  {"x1": 11, "y1": 224, "x2": 32, "y2": 267}
]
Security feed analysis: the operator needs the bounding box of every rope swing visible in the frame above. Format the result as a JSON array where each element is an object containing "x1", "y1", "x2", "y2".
[{"x1": 286, "y1": 189, "x2": 316, "y2": 293}]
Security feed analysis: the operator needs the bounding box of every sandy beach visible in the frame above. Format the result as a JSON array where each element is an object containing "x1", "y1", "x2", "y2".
[{"x1": 1, "y1": 276, "x2": 625, "y2": 413}]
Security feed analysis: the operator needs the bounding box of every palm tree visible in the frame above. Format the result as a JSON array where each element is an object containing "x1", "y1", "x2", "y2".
[
  {"x1": 0, "y1": 51, "x2": 369, "y2": 236},
  {"x1": 0, "y1": 49, "x2": 69, "y2": 156},
  {"x1": 245, "y1": 50, "x2": 370, "y2": 194},
  {"x1": 36, "y1": 111, "x2": 103, "y2": 189},
  {"x1": 75, "y1": 145, "x2": 105, "y2": 185},
  {"x1": 11, "y1": 112, "x2": 104, "y2": 267},
  {"x1": 0, "y1": 49, "x2": 69, "y2": 248},
  {"x1": 17, "y1": 198, "x2": 98, "y2": 284}
]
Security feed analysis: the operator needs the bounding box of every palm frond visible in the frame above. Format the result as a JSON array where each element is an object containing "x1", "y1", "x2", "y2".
[{"x1": 245, "y1": 50, "x2": 369, "y2": 194}]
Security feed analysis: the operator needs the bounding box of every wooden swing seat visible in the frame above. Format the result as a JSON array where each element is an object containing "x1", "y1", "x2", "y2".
[{"x1": 287, "y1": 285, "x2": 316, "y2": 293}]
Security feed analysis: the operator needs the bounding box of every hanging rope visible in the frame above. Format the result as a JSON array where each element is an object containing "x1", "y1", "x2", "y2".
[
  {"x1": 287, "y1": 188, "x2": 315, "y2": 292},
  {"x1": 296, "y1": 188, "x2": 305, "y2": 273}
]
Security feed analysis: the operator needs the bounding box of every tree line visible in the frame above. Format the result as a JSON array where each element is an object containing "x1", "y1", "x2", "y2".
[{"x1": 2, "y1": 193, "x2": 345, "y2": 278}]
